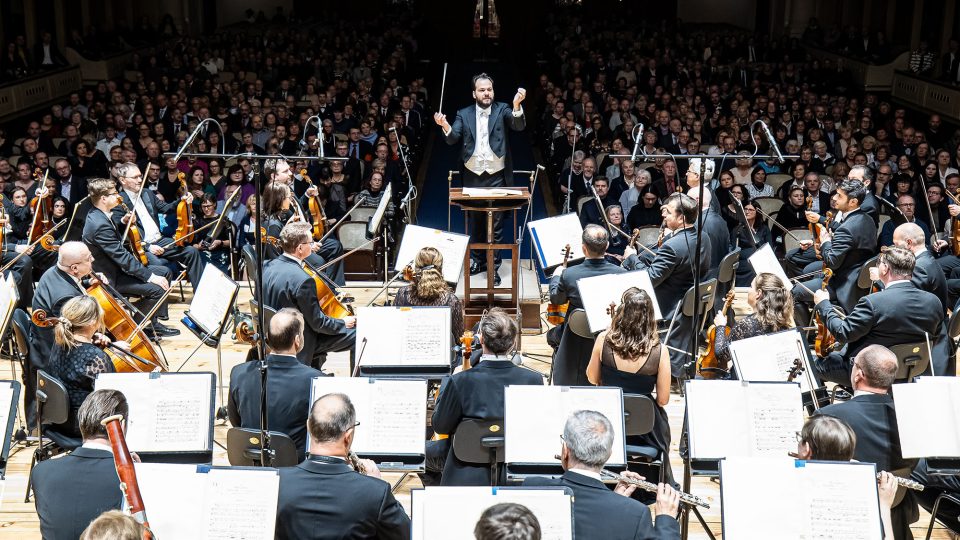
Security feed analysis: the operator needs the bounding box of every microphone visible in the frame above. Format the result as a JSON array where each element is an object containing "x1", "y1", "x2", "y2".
[
  {"x1": 760, "y1": 121, "x2": 784, "y2": 164},
  {"x1": 630, "y1": 123, "x2": 644, "y2": 161}
]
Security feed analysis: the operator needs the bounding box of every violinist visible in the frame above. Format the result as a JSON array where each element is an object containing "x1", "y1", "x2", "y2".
[
  {"x1": 712, "y1": 273, "x2": 794, "y2": 374},
  {"x1": 260, "y1": 221, "x2": 356, "y2": 369},
  {"x1": 0, "y1": 186, "x2": 36, "y2": 307},
  {"x1": 82, "y1": 178, "x2": 178, "y2": 338},
  {"x1": 114, "y1": 162, "x2": 205, "y2": 290},
  {"x1": 193, "y1": 193, "x2": 230, "y2": 273}
]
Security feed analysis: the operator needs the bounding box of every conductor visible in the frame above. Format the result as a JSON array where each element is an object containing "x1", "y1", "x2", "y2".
[{"x1": 434, "y1": 73, "x2": 526, "y2": 283}]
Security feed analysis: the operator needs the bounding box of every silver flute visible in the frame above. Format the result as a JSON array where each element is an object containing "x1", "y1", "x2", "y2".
[
  {"x1": 600, "y1": 469, "x2": 711, "y2": 508},
  {"x1": 879, "y1": 472, "x2": 924, "y2": 491}
]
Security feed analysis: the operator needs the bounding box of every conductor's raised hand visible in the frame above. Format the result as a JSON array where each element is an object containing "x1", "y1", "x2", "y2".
[
  {"x1": 433, "y1": 112, "x2": 450, "y2": 132},
  {"x1": 513, "y1": 88, "x2": 527, "y2": 108}
]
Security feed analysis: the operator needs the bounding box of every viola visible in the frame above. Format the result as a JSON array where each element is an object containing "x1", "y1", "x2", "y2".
[
  {"x1": 301, "y1": 169, "x2": 327, "y2": 241},
  {"x1": 28, "y1": 169, "x2": 54, "y2": 244},
  {"x1": 807, "y1": 196, "x2": 822, "y2": 260},
  {"x1": 545, "y1": 245, "x2": 573, "y2": 325},
  {"x1": 813, "y1": 268, "x2": 837, "y2": 357},
  {"x1": 949, "y1": 187, "x2": 960, "y2": 257},
  {"x1": 173, "y1": 172, "x2": 194, "y2": 247},
  {"x1": 118, "y1": 201, "x2": 149, "y2": 265},
  {"x1": 697, "y1": 290, "x2": 736, "y2": 379},
  {"x1": 85, "y1": 273, "x2": 167, "y2": 372}
]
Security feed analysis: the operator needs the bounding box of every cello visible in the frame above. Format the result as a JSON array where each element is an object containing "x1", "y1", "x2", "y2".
[
  {"x1": 300, "y1": 169, "x2": 327, "y2": 240},
  {"x1": 545, "y1": 245, "x2": 572, "y2": 325},
  {"x1": 697, "y1": 290, "x2": 735, "y2": 379},
  {"x1": 85, "y1": 273, "x2": 168, "y2": 372},
  {"x1": 31, "y1": 309, "x2": 160, "y2": 371},
  {"x1": 173, "y1": 172, "x2": 194, "y2": 247},
  {"x1": 28, "y1": 169, "x2": 54, "y2": 244}
]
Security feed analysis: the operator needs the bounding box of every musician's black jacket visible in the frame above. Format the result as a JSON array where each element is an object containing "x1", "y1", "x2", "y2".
[
  {"x1": 623, "y1": 226, "x2": 711, "y2": 319},
  {"x1": 32, "y1": 447, "x2": 122, "y2": 540},
  {"x1": 32, "y1": 266, "x2": 85, "y2": 368},
  {"x1": 549, "y1": 257, "x2": 625, "y2": 311},
  {"x1": 818, "y1": 208, "x2": 877, "y2": 313}
]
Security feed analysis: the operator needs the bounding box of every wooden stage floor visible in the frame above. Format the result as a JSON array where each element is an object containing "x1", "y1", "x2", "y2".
[{"x1": 0, "y1": 283, "x2": 953, "y2": 539}]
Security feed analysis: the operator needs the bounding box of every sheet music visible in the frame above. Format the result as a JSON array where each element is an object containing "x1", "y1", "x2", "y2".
[
  {"x1": 528, "y1": 213, "x2": 585, "y2": 269},
  {"x1": 686, "y1": 380, "x2": 802, "y2": 459},
  {"x1": 135, "y1": 463, "x2": 279, "y2": 540},
  {"x1": 355, "y1": 306, "x2": 450, "y2": 366},
  {"x1": 578, "y1": 270, "x2": 662, "y2": 332},
  {"x1": 309, "y1": 377, "x2": 426, "y2": 455},
  {"x1": 732, "y1": 329, "x2": 820, "y2": 393},
  {"x1": 188, "y1": 264, "x2": 239, "y2": 334},
  {"x1": 748, "y1": 243, "x2": 792, "y2": 289},
  {"x1": 95, "y1": 373, "x2": 212, "y2": 452},
  {"x1": 414, "y1": 487, "x2": 573, "y2": 540},
  {"x1": 395, "y1": 225, "x2": 470, "y2": 284},
  {"x1": 894, "y1": 378, "x2": 960, "y2": 458},
  {"x1": 0, "y1": 275, "x2": 18, "y2": 345},
  {"x1": 721, "y1": 458, "x2": 882, "y2": 540},
  {"x1": 462, "y1": 187, "x2": 524, "y2": 197},
  {"x1": 368, "y1": 182, "x2": 392, "y2": 236},
  {"x1": 505, "y1": 386, "x2": 625, "y2": 465}
]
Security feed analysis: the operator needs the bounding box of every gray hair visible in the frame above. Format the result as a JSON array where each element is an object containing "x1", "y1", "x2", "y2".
[
  {"x1": 114, "y1": 162, "x2": 140, "y2": 179},
  {"x1": 855, "y1": 344, "x2": 898, "y2": 389},
  {"x1": 572, "y1": 150, "x2": 586, "y2": 162},
  {"x1": 308, "y1": 393, "x2": 357, "y2": 443},
  {"x1": 688, "y1": 158, "x2": 715, "y2": 182},
  {"x1": 849, "y1": 164, "x2": 873, "y2": 183},
  {"x1": 563, "y1": 410, "x2": 614, "y2": 468},
  {"x1": 637, "y1": 169, "x2": 652, "y2": 182}
]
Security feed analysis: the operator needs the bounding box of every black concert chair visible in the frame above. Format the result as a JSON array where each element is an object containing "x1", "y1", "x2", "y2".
[
  {"x1": 452, "y1": 418, "x2": 505, "y2": 487},
  {"x1": 226, "y1": 427, "x2": 298, "y2": 467},
  {"x1": 924, "y1": 492, "x2": 960, "y2": 539},
  {"x1": 889, "y1": 338, "x2": 932, "y2": 381},
  {"x1": 241, "y1": 244, "x2": 259, "y2": 296},
  {"x1": 715, "y1": 248, "x2": 740, "y2": 300},
  {"x1": 948, "y1": 308, "x2": 960, "y2": 346},
  {"x1": 855, "y1": 254, "x2": 881, "y2": 298},
  {"x1": 623, "y1": 394, "x2": 665, "y2": 483},
  {"x1": 550, "y1": 309, "x2": 593, "y2": 385},
  {"x1": 566, "y1": 309, "x2": 593, "y2": 339},
  {"x1": 24, "y1": 370, "x2": 81, "y2": 502},
  {"x1": 11, "y1": 309, "x2": 35, "y2": 430}
]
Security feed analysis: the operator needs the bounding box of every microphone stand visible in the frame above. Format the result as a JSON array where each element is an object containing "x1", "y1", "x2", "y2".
[
  {"x1": 563, "y1": 130, "x2": 578, "y2": 214},
  {"x1": 390, "y1": 127, "x2": 417, "y2": 225}
]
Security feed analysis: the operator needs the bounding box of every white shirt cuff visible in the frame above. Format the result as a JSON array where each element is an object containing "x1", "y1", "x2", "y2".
[
  {"x1": 442, "y1": 125, "x2": 451, "y2": 136},
  {"x1": 512, "y1": 106, "x2": 524, "y2": 117}
]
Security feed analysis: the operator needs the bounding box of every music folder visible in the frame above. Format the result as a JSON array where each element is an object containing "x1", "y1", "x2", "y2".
[
  {"x1": 893, "y1": 377, "x2": 960, "y2": 468},
  {"x1": 355, "y1": 306, "x2": 452, "y2": 377}
]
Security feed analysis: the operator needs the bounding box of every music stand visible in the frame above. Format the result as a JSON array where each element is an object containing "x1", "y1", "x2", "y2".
[
  {"x1": 452, "y1": 419, "x2": 505, "y2": 487},
  {"x1": 0, "y1": 381, "x2": 20, "y2": 478},
  {"x1": 226, "y1": 427, "x2": 298, "y2": 467}
]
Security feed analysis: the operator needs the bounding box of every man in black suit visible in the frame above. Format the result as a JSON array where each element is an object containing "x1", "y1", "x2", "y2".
[
  {"x1": 435, "y1": 73, "x2": 527, "y2": 279},
  {"x1": 794, "y1": 180, "x2": 877, "y2": 316},
  {"x1": 115, "y1": 162, "x2": 206, "y2": 290},
  {"x1": 624, "y1": 193, "x2": 711, "y2": 376},
  {"x1": 816, "y1": 345, "x2": 919, "y2": 539},
  {"x1": 848, "y1": 165, "x2": 880, "y2": 226},
  {"x1": 260, "y1": 221, "x2": 356, "y2": 369},
  {"x1": 52, "y1": 158, "x2": 87, "y2": 211},
  {"x1": 82, "y1": 178, "x2": 177, "y2": 338},
  {"x1": 813, "y1": 246, "x2": 943, "y2": 385},
  {"x1": 524, "y1": 410, "x2": 680, "y2": 540},
  {"x1": 692, "y1": 189, "x2": 729, "y2": 280},
  {"x1": 345, "y1": 127, "x2": 374, "y2": 162},
  {"x1": 229, "y1": 308, "x2": 324, "y2": 460},
  {"x1": 276, "y1": 393, "x2": 409, "y2": 540},
  {"x1": 578, "y1": 176, "x2": 614, "y2": 228},
  {"x1": 32, "y1": 389, "x2": 126, "y2": 540},
  {"x1": 0, "y1": 191, "x2": 35, "y2": 307},
  {"x1": 430, "y1": 308, "x2": 543, "y2": 486},
  {"x1": 548, "y1": 225, "x2": 625, "y2": 383},
  {"x1": 399, "y1": 95, "x2": 423, "y2": 137}
]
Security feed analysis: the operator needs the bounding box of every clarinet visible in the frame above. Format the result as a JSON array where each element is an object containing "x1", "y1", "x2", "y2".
[{"x1": 102, "y1": 414, "x2": 154, "y2": 539}]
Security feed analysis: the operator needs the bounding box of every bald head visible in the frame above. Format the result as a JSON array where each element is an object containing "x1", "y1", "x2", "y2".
[
  {"x1": 266, "y1": 307, "x2": 304, "y2": 354},
  {"x1": 307, "y1": 393, "x2": 356, "y2": 445},
  {"x1": 892, "y1": 222, "x2": 926, "y2": 252},
  {"x1": 852, "y1": 344, "x2": 898, "y2": 390},
  {"x1": 57, "y1": 241, "x2": 92, "y2": 277},
  {"x1": 582, "y1": 224, "x2": 609, "y2": 258}
]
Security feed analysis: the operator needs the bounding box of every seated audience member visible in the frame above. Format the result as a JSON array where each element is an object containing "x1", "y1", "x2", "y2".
[
  {"x1": 80, "y1": 511, "x2": 145, "y2": 540},
  {"x1": 474, "y1": 503, "x2": 542, "y2": 540},
  {"x1": 524, "y1": 410, "x2": 680, "y2": 540},
  {"x1": 32, "y1": 390, "x2": 127, "y2": 540},
  {"x1": 229, "y1": 308, "x2": 323, "y2": 459},
  {"x1": 276, "y1": 393, "x2": 410, "y2": 540}
]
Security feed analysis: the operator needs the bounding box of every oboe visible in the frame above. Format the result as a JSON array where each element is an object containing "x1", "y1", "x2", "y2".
[
  {"x1": 880, "y1": 472, "x2": 924, "y2": 491},
  {"x1": 600, "y1": 469, "x2": 710, "y2": 508}
]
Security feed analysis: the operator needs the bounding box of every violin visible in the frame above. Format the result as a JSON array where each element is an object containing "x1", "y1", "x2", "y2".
[
  {"x1": 657, "y1": 224, "x2": 667, "y2": 248},
  {"x1": 403, "y1": 264, "x2": 414, "y2": 282},
  {"x1": 85, "y1": 273, "x2": 167, "y2": 372},
  {"x1": 301, "y1": 169, "x2": 327, "y2": 241},
  {"x1": 545, "y1": 245, "x2": 573, "y2": 325},
  {"x1": 786, "y1": 358, "x2": 805, "y2": 382},
  {"x1": 28, "y1": 169, "x2": 54, "y2": 244},
  {"x1": 697, "y1": 290, "x2": 735, "y2": 379},
  {"x1": 807, "y1": 196, "x2": 822, "y2": 260},
  {"x1": 949, "y1": 187, "x2": 960, "y2": 257},
  {"x1": 173, "y1": 172, "x2": 194, "y2": 247},
  {"x1": 102, "y1": 414, "x2": 154, "y2": 539},
  {"x1": 118, "y1": 201, "x2": 149, "y2": 265},
  {"x1": 813, "y1": 268, "x2": 837, "y2": 357},
  {"x1": 0, "y1": 193, "x2": 6, "y2": 251}
]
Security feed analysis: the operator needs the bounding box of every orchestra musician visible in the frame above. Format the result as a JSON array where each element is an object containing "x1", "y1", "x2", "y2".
[
  {"x1": 79, "y1": 511, "x2": 145, "y2": 540},
  {"x1": 31, "y1": 389, "x2": 127, "y2": 540},
  {"x1": 690, "y1": 188, "x2": 729, "y2": 281},
  {"x1": 275, "y1": 393, "x2": 410, "y2": 540},
  {"x1": 846, "y1": 165, "x2": 881, "y2": 226},
  {"x1": 228, "y1": 308, "x2": 323, "y2": 460},
  {"x1": 623, "y1": 192, "x2": 711, "y2": 377},
  {"x1": 114, "y1": 162, "x2": 206, "y2": 290},
  {"x1": 523, "y1": 410, "x2": 680, "y2": 540},
  {"x1": 393, "y1": 247, "x2": 465, "y2": 361},
  {"x1": 474, "y1": 503, "x2": 541, "y2": 540},
  {"x1": 548, "y1": 225, "x2": 625, "y2": 384},
  {"x1": 0, "y1": 187, "x2": 35, "y2": 306},
  {"x1": 712, "y1": 272, "x2": 794, "y2": 375},
  {"x1": 430, "y1": 308, "x2": 543, "y2": 486},
  {"x1": 815, "y1": 345, "x2": 919, "y2": 539},
  {"x1": 82, "y1": 178, "x2": 177, "y2": 338},
  {"x1": 812, "y1": 246, "x2": 943, "y2": 385},
  {"x1": 730, "y1": 199, "x2": 771, "y2": 286},
  {"x1": 260, "y1": 221, "x2": 356, "y2": 369}
]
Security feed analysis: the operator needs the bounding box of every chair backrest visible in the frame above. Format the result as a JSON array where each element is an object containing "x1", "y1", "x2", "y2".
[
  {"x1": 566, "y1": 309, "x2": 593, "y2": 339},
  {"x1": 889, "y1": 340, "x2": 930, "y2": 380},
  {"x1": 765, "y1": 174, "x2": 792, "y2": 193},
  {"x1": 753, "y1": 197, "x2": 784, "y2": 222},
  {"x1": 716, "y1": 249, "x2": 741, "y2": 286},
  {"x1": 352, "y1": 207, "x2": 377, "y2": 223},
  {"x1": 226, "y1": 427, "x2": 299, "y2": 467},
  {"x1": 623, "y1": 394, "x2": 656, "y2": 436},
  {"x1": 856, "y1": 255, "x2": 881, "y2": 289},
  {"x1": 783, "y1": 228, "x2": 813, "y2": 253},
  {"x1": 949, "y1": 308, "x2": 960, "y2": 341},
  {"x1": 681, "y1": 279, "x2": 719, "y2": 318},
  {"x1": 877, "y1": 214, "x2": 891, "y2": 237},
  {"x1": 249, "y1": 299, "x2": 278, "y2": 338},
  {"x1": 11, "y1": 309, "x2": 31, "y2": 362},
  {"x1": 634, "y1": 225, "x2": 662, "y2": 248},
  {"x1": 36, "y1": 370, "x2": 70, "y2": 426},
  {"x1": 452, "y1": 418, "x2": 505, "y2": 465},
  {"x1": 241, "y1": 244, "x2": 259, "y2": 285},
  {"x1": 337, "y1": 221, "x2": 371, "y2": 250}
]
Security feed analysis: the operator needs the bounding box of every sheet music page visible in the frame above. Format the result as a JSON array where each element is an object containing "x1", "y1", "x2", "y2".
[
  {"x1": 411, "y1": 489, "x2": 426, "y2": 540},
  {"x1": 748, "y1": 243, "x2": 792, "y2": 289},
  {"x1": 578, "y1": 270, "x2": 662, "y2": 332},
  {"x1": 745, "y1": 383, "x2": 804, "y2": 456},
  {"x1": 356, "y1": 307, "x2": 450, "y2": 366},
  {"x1": 188, "y1": 264, "x2": 238, "y2": 334},
  {"x1": 462, "y1": 187, "x2": 524, "y2": 197},
  {"x1": 134, "y1": 463, "x2": 206, "y2": 539},
  {"x1": 893, "y1": 380, "x2": 960, "y2": 458},
  {"x1": 721, "y1": 457, "x2": 803, "y2": 539},
  {"x1": 418, "y1": 488, "x2": 573, "y2": 540},
  {"x1": 310, "y1": 377, "x2": 426, "y2": 455},
  {"x1": 202, "y1": 468, "x2": 279, "y2": 540},
  {"x1": 731, "y1": 330, "x2": 820, "y2": 393},
  {"x1": 801, "y1": 462, "x2": 882, "y2": 540},
  {"x1": 686, "y1": 380, "x2": 752, "y2": 459},
  {"x1": 505, "y1": 386, "x2": 625, "y2": 465},
  {"x1": 493, "y1": 490, "x2": 573, "y2": 540},
  {"x1": 96, "y1": 373, "x2": 212, "y2": 452},
  {"x1": 528, "y1": 213, "x2": 585, "y2": 269},
  {"x1": 395, "y1": 225, "x2": 470, "y2": 284},
  {"x1": 0, "y1": 275, "x2": 18, "y2": 341},
  {"x1": 367, "y1": 182, "x2": 392, "y2": 237}
]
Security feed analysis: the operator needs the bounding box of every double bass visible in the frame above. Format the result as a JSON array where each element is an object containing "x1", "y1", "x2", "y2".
[
  {"x1": 545, "y1": 245, "x2": 572, "y2": 325},
  {"x1": 697, "y1": 290, "x2": 736, "y2": 379}
]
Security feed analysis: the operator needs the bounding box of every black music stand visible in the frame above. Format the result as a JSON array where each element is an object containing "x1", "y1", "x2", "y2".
[
  {"x1": 226, "y1": 427, "x2": 298, "y2": 468},
  {"x1": 0, "y1": 380, "x2": 20, "y2": 478},
  {"x1": 452, "y1": 419, "x2": 506, "y2": 487}
]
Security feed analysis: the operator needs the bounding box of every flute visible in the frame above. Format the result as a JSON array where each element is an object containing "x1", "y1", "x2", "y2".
[
  {"x1": 600, "y1": 468, "x2": 710, "y2": 508},
  {"x1": 879, "y1": 472, "x2": 924, "y2": 492}
]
